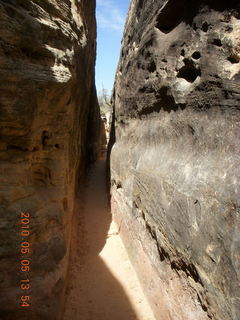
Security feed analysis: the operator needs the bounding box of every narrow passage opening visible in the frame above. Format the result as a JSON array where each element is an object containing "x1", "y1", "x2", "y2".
[{"x1": 63, "y1": 1, "x2": 156, "y2": 319}]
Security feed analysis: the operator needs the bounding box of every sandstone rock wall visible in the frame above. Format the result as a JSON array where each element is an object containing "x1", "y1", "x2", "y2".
[
  {"x1": 110, "y1": 1, "x2": 240, "y2": 320},
  {"x1": 0, "y1": 0, "x2": 99, "y2": 319}
]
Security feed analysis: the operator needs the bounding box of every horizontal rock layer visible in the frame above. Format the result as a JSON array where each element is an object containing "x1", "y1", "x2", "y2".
[
  {"x1": 110, "y1": 1, "x2": 240, "y2": 320},
  {"x1": 0, "y1": 0, "x2": 99, "y2": 319}
]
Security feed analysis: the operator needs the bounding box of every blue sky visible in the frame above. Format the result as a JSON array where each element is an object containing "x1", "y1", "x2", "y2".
[{"x1": 96, "y1": 0, "x2": 130, "y2": 95}]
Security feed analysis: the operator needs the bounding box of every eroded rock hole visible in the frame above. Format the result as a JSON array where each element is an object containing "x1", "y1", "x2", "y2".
[
  {"x1": 148, "y1": 60, "x2": 156, "y2": 73},
  {"x1": 192, "y1": 51, "x2": 201, "y2": 59},
  {"x1": 201, "y1": 22, "x2": 209, "y2": 32},
  {"x1": 155, "y1": 1, "x2": 188, "y2": 33},
  {"x1": 177, "y1": 60, "x2": 201, "y2": 82},
  {"x1": 212, "y1": 39, "x2": 222, "y2": 47},
  {"x1": 228, "y1": 55, "x2": 239, "y2": 64},
  {"x1": 139, "y1": 86, "x2": 179, "y2": 115},
  {"x1": 155, "y1": 1, "x2": 202, "y2": 33}
]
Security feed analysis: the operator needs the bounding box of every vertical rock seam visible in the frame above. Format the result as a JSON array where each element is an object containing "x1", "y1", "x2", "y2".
[
  {"x1": 110, "y1": 1, "x2": 240, "y2": 320},
  {"x1": 0, "y1": 0, "x2": 99, "y2": 319}
]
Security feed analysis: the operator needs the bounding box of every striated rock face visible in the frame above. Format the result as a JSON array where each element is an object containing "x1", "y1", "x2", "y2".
[
  {"x1": 0, "y1": 0, "x2": 99, "y2": 319},
  {"x1": 110, "y1": 1, "x2": 240, "y2": 320}
]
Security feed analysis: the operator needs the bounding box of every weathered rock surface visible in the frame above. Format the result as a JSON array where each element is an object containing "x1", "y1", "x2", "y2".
[
  {"x1": 110, "y1": 1, "x2": 240, "y2": 320},
  {"x1": 0, "y1": 0, "x2": 99, "y2": 319}
]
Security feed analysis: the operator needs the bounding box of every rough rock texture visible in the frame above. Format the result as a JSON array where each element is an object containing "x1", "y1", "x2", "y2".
[
  {"x1": 0, "y1": 0, "x2": 99, "y2": 319},
  {"x1": 110, "y1": 1, "x2": 240, "y2": 320}
]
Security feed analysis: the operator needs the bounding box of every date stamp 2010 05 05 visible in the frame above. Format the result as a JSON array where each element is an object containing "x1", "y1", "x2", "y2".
[{"x1": 20, "y1": 212, "x2": 31, "y2": 308}]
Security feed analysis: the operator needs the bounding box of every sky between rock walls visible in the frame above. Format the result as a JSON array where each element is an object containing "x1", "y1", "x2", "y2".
[{"x1": 96, "y1": 0, "x2": 130, "y2": 95}]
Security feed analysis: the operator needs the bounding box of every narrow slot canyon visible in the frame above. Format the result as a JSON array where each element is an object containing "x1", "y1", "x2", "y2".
[
  {"x1": 0, "y1": 1, "x2": 240, "y2": 320},
  {"x1": 63, "y1": 150, "x2": 155, "y2": 320}
]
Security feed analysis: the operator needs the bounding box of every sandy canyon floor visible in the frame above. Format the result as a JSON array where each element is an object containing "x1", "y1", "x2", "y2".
[{"x1": 63, "y1": 155, "x2": 155, "y2": 320}]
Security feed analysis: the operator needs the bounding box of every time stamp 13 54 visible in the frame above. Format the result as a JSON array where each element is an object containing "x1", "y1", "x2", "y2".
[{"x1": 20, "y1": 212, "x2": 31, "y2": 308}]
